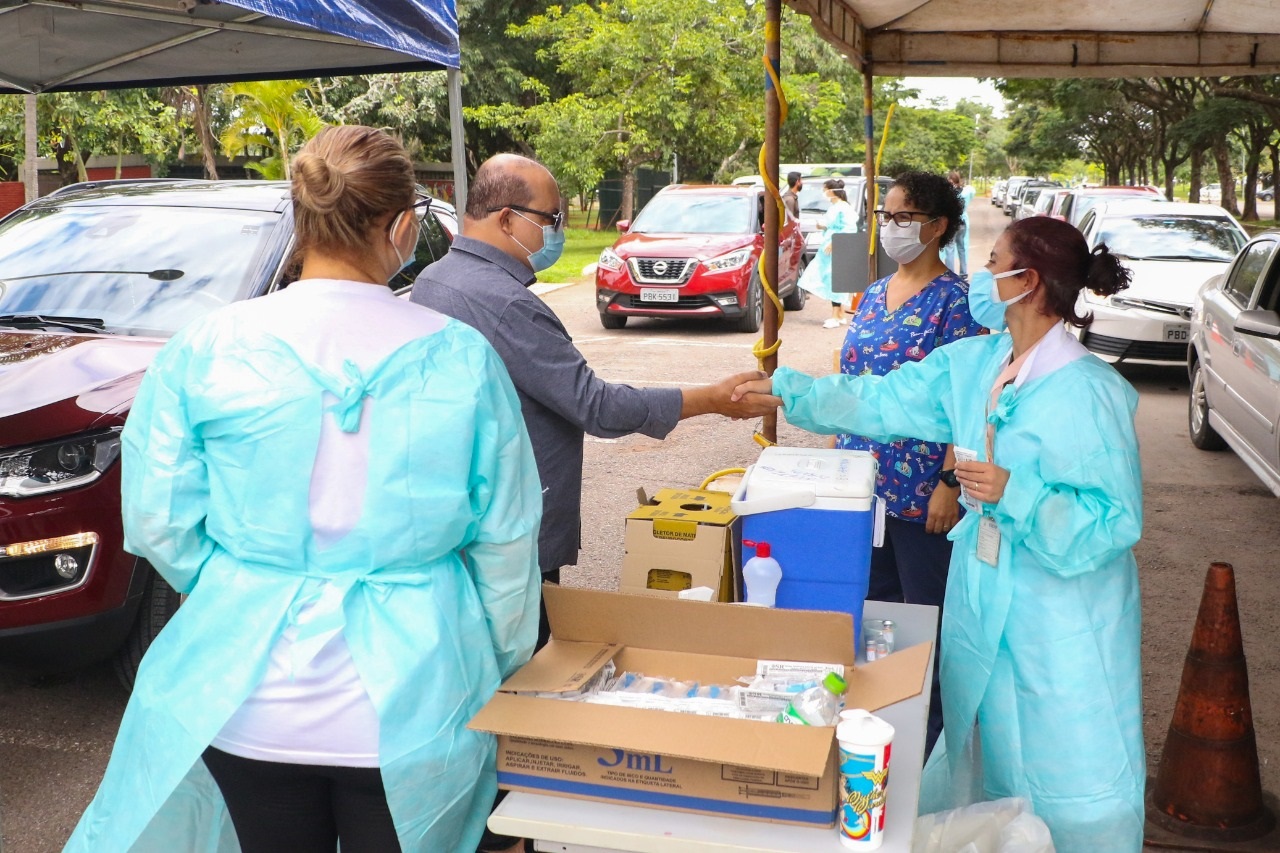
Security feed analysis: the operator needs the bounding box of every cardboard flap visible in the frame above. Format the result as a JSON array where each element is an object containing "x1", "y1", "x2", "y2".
[
  {"x1": 846, "y1": 641, "x2": 932, "y2": 711},
  {"x1": 499, "y1": 640, "x2": 621, "y2": 694},
  {"x1": 469, "y1": 693, "x2": 834, "y2": 777},
  {"x1": 545, "y1": 585, "x2": 855, "y2": 667}
]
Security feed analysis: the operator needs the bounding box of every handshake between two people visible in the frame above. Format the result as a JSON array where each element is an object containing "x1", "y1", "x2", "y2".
[{"x1": 680, "y1": 371, "x2": 783, "y2": 421}]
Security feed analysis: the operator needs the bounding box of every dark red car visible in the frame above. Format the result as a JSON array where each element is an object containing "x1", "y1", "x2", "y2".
[
  {"x1": 595, "y1": 184, "x2": 806, "y2": 332},
  {"x1": 0, "y1": 179, "x2": 454, "y2": 688}
]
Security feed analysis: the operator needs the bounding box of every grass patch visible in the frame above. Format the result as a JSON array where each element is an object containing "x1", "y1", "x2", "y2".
[{"x1": 536, "y1": 209, "x2": 620, "y2": 284}]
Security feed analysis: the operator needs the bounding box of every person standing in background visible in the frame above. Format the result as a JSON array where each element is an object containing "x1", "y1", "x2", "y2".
[
  {"x1": 941, "y1": 171, "x2": 975, "y2": 275},
  {"x1": 781, "y1": 171, "x2": 802, "y2": 219},
  {"x1": 798, "y1": 178, "x2": 858, "y2": 329}
]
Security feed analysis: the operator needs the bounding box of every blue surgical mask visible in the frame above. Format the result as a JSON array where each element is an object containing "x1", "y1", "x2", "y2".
[
  {"x1": 967, "y1": 267, "x2": 1029, "y2": 331},
  {"x1": 510, "y1": 210, "x2": 566, "y2": 272}
]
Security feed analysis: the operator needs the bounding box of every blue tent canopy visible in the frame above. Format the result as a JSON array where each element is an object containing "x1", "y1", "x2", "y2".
[{"x1": 0, "y1": 0, "x2": 458, "y2": 95}]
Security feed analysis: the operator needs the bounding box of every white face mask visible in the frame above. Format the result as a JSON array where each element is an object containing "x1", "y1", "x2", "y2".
[{"x1": 880, "y1": 221, "x2": 933, "y2": 264}]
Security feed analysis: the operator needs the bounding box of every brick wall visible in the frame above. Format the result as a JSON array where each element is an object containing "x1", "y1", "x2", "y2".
[
  {"x1": 0, "y1": 182, "x2": 25, "y2": 218},
  {"x1": 85, "y1": 165, "x2": 151, "y2": 181}
]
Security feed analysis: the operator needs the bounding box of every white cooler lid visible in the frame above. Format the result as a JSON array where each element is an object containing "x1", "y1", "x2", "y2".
[{"x1": 746, "y1": 447, "x2": 877, "y2": 501}]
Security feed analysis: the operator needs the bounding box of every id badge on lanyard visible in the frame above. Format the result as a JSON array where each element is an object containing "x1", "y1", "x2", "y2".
[{"x1": 979, "y1": 351, "x2": 1029, "y2": 567}]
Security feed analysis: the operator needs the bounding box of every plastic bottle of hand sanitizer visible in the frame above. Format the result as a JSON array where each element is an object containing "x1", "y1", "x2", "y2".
[{"x1": 742, "y1": 540, "x2": 782, "y2": 607}]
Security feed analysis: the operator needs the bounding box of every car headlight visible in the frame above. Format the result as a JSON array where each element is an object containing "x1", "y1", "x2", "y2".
[
  {"x1": 703, "y1": 248, "x2": 753, "y2": 273},
  {"x1": 598, "y1": 247, "x2": 624, "y2": 272},
  {"x1": 0, "y1": 428, "x2": 122, "y2": 498}
]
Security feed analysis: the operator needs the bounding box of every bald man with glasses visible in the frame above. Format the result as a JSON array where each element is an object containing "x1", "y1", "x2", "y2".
[{"x1": 411, "y1": 153, "x2": 770, "y2": 643}]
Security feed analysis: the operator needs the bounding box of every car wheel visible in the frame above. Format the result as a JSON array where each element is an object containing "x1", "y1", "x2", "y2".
[
  {"x1": 736, "y1": 276, "x2": 764, "y2": 333},
  {"x1": 782, "y1": 279, "x2": 807, "y2": 311},
  {"x1": 113, "y1": 565, "x2": 181, "y2": 691},
  {"x1": 1189, "y1": 359, "x2": 1227, "y2": 451},
  {"x1": 599, "y1": 312, "x2": 627, "y2": 330}
]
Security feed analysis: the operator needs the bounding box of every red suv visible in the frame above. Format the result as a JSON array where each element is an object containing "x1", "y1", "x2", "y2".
[
  {"x1": 595, "y1": 185, "x2": 805, "y2": 332},
  {"x1": 0, "y1": 179, "x2": 454, "y2": 688}
]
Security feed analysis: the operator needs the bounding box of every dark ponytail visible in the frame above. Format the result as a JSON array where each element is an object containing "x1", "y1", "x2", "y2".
[{"x1": 1085, "y1": 244, "x2": 1132, "y2": 298}]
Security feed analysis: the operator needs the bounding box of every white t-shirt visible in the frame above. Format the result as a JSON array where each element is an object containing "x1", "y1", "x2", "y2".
[{"x1": 211, "y1": 279, "x2": 447, "y2": 767}]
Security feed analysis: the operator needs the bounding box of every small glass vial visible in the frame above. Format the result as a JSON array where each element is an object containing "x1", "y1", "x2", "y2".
[{"x1": 863, "y1": 618, "x2": 896, "y2": 661}]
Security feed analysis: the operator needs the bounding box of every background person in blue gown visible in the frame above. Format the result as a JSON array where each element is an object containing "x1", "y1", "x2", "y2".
[
  {"x1": 733, "y1": 216, "x2": 1145, "y2": 853},
  {"x1": 798, "y1": 178, "x2": 858, "y2": 328}
]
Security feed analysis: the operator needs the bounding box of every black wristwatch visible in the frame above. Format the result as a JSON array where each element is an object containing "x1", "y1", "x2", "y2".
[{"x1": 938, "y1": 468, "x2": 960, "y2": 488}]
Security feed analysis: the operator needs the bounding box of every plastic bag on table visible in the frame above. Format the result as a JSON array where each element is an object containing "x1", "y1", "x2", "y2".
[{"x1": 911, "y1": 797, "x2": 1055, "y2": 853}]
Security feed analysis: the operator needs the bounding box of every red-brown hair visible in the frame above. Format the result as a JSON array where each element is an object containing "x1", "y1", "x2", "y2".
[{"x1": 1005, "y1": 217, "x2": 1132, "y2": 328}]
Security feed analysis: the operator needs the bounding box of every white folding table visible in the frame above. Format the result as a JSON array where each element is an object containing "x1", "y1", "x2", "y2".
[{"x1": 488, "y1": 600, "x2": 939, "y2": 852}]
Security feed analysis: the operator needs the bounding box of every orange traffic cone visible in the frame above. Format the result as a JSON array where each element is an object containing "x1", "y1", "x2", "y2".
[{"x1": 1145, "y1": 562, "x2": 1278, "y2": 849}]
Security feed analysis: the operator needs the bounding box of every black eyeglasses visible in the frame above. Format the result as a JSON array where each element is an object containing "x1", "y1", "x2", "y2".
[
  {"x1": 411, "y1": 198, "x2": 434, "y2": 225},
  {"x1": 488, "y1": 204, "x2": 566, "y2": 232},
  {"x1": 873, "y1": 209, "x2": 938, "y2": 228}
]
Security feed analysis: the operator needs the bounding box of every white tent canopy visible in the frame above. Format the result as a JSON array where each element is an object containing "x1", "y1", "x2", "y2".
[{"x1": 786, "y1": 0, "x2": 1280, "y2": 78}]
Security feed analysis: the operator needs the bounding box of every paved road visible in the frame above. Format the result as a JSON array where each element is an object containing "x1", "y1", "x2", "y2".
[{"x1": 3, "y1": 198, "x2": 1278, "y2": 851}]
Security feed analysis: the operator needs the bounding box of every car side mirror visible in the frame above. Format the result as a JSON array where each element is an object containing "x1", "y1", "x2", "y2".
[
  {"x1": 616, "y1": 219, "x2": 631, "y2": 233},
  {"x1": 1235, "y1": 308, "x2": 1280, "y2": 341}
]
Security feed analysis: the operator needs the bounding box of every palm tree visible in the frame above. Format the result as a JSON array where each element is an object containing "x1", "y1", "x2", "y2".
[{"x1": 219, "y1": 80, "x2": 325, "y2": 179}]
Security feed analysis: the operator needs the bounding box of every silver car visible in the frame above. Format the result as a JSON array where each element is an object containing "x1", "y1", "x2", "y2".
[{"x1": 1188, "y1": 231, "x2": 1280, "y2": 496}]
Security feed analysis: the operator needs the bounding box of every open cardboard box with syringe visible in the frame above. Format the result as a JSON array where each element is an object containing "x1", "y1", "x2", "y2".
[{"x1": 469, "y1": 584, "x2": 931, "y2": 827}]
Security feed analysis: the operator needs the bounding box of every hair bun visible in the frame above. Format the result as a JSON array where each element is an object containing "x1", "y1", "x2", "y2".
[
  {"x1": 292, "y1": 152, "x2": 346, "y2": 215},
  {"x1": 1085, "y1": 242, "x2": 1133, "y2": 298},
  {"x1": 833, "y1": 179, "x2": 844, "y2": 189}
]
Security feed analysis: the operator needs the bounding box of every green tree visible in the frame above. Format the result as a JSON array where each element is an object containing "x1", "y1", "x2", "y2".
[
  {"x1": 219, "y1": 80, "x2": 324, "y2": 180},
  {"x1": 471, "y1": 0, "x2": 763, "y2": 217},
  {"x1": 314, "y1": 72, "x2": 450, "y2": 163}
]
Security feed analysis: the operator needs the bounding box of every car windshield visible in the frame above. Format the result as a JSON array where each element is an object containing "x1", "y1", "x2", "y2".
[
  {"x1": 1097, "y1": 216, "x2": 1245, "y2": 262},
  {"x1": 630, "y1": 193, "x2": 753, "y2": 234},
  {"x1": 0, "y1": 204, "x2": 280, "y2": 336}
]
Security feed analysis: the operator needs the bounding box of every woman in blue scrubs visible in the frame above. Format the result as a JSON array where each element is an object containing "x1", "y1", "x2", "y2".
[
  {"x1": 734, "y1": 216, "x2": 1144, "y2": 853},
  {"x1": 67, "y1": 126, "x2": 542, "y2": 852}
]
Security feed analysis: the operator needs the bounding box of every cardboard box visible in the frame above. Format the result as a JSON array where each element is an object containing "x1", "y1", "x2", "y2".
[
  {"x1": 620, "y1": 488, "x2": 740, "y2": 602},
  {"x1": 469, "y1": 585, "x2": 932, "y2": 827}
]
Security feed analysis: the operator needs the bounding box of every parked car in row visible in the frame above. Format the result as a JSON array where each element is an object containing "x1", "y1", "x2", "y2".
[
  {"x1": 1188, "y1": 231, "x2": 1280, "y2": 496},
  {"x1": 0, "y1": 179, "x2": 455, "y2": 688},
  {"x1": 1052, "y1": 185, "x2": 1164, "y2": 229},
  {"x1": 1004, "y1": 179, "x2": 1060, "y2": 217},
  {"x1": 1074, "y1": 200, "x2": 1248, "y2": 363},
  {"x1": 595, "y1": 184, "x2": 806, "y2": 332},
  {"x1": 991, "y1": 179, "x2": 1008, "y2": 206}
]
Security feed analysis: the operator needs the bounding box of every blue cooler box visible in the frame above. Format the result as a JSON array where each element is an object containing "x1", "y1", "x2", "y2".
[{"x1": 731, "y1": 447, "x2": 881, "y2": 645}]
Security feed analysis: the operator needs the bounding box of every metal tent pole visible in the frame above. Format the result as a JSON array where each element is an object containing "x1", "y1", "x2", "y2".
[
  {"x1": 447, "y1": 67, "x2": 467, "y2": 231},
  {"x1": 863, "y1": 70, "x2": 877, "y2": 286},
  {"x1": 24, "y1": 94, "x2": 37, "y2": 203}
]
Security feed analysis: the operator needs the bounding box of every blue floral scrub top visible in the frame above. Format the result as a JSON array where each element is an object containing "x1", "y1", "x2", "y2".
[{"x1": 835, "y1": 271, "x2": 983, "y2": 522}]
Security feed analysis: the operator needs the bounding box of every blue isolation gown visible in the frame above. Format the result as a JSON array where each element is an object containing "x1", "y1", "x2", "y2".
[
  {"x1": 773, "y1": 331, "x2": 1145, "y2": 853},
  {"x1": 65, "y1": 294, "x2": 542, "y2": 852},
  {"x1": 798, "y1": 199, "x2": 855, "y2": 303}
]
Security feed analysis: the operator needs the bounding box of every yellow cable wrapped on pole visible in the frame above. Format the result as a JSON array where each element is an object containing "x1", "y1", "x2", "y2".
[{"x1": 752, "y1": 6, "x2": 787, "y2": 448}]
